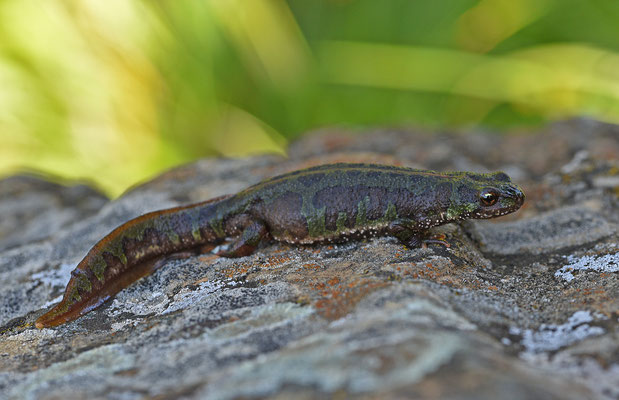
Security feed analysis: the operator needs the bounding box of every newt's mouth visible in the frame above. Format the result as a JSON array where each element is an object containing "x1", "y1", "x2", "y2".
[
  {"x1": 509, "y1": 184, "x2": 526, "y2": 210},
  {"x1": 505, "y1": 184, "x2": 525, "y2": 207}
]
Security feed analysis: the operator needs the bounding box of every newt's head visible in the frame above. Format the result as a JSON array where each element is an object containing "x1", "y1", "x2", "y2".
[{"x1": 449, "y1": 171, "x2": 525, "y2": 220}]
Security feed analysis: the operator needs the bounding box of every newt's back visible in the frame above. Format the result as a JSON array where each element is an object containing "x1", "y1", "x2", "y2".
[{"x1": 238, "y1": 163, "x2": 474, "y2": 243}]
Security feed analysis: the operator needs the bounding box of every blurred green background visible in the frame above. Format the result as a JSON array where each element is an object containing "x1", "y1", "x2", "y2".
[{"x1": 1, "y1": 0, "x2": 618, "y2": 197}]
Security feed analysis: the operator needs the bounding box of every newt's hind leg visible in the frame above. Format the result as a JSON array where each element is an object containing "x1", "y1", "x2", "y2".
[{"x1": 216, "y1": 220, "x2": 269, "y2": 258}]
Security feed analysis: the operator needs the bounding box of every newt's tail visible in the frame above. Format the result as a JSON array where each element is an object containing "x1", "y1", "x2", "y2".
[{"x1": 35, "y1": 195, "x2": 231, "y2": 329}]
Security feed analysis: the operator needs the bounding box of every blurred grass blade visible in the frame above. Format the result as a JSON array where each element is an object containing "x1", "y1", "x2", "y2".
[
  {"x1": 318, "y1": 40, "x2": 619, "y2": 124},
  {"x1": 456, "y1": 0, "x2": 555, "y2": 53},
  {"x1": 209, "y1": 0, "x2": 312, "y2": 90},
  {"x1": 212, "y1": 104, "x2": 287, "y2": 157}
]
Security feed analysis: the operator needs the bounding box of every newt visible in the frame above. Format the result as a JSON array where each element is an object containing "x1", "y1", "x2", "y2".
[{"x1": 35, "y1": 163, "x2": 524, "y2": 328}]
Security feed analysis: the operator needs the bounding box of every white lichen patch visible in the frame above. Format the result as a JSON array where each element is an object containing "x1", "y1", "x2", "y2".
[
  {"x1": 30, "y1": 263, "x2": 76, "y2": 288},
  {"x1": 555, "y1": 253, "x2": 619, "y2": 282},
  {"x1": 15, "y1": 325, "x2": 59, "y2": 340},
  {"x1": 509, "y1": 311, "x2": 605, "y2": 354},
  {"x1": 163, "y1": 280, "x2": 238, "y2": 315},
  {"x1": 111, "y1": 319, "x2": 140, "y2": 331},
  {"x1": 109, "y1": 290, "x2": 170, "y2": 317}
]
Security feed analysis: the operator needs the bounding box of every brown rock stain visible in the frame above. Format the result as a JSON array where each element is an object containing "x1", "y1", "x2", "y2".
[
  {"x1": 562, "y1": 286, "x2": 616, "y2": 317},
  {"x1": 262, "y1": 255, "x2": 293, "y2": 270},
  {"x1": 386, "y1": 258, "x2": 494, "y2": 290},
  {"x1": 313, "y1": 278, "x2": 388, "y2": 320},
  {"x1": 221, "y1": 263, "x2": 252, "y2": 279}
]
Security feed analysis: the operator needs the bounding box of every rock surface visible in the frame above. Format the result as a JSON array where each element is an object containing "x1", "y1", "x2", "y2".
[
  {"x1": 0, "y1": 119, "x2": 617, "y2": 400},
  {"x1": 0, "y1": 175, "x2": 107, "y2": 252}
]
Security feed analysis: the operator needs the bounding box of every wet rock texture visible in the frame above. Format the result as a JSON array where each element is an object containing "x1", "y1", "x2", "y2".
[{"x1": 1, "y1": 119, "x2": 618, "y2": 400}]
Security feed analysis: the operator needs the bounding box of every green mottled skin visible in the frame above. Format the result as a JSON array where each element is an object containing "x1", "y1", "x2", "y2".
[{"x1": 36, "y1": 163, "x2": 524, "y2": 328}]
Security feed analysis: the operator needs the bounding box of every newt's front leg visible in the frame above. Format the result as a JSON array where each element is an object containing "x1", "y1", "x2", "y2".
[
  {"x1": 388, "y1": 219, "x2": 423, "y2": 248},
  {"x1": 387, "y1": 219, "x2": 449, "y2": 248}
]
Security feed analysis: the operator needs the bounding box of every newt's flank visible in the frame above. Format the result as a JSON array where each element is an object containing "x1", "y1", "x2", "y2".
[{"x1": 35, "y1": 163, "x2": 525, "y2": 329}]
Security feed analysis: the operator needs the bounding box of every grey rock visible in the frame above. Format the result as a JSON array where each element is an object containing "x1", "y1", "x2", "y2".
[
  {"x1": 0, "y1": 175, "x2": 107, "y2": 252},
  {"x1": 468, "y1": 205, "x2": 616, "y2": 255},
  {"x1": 1, "y1": 119, "x2": 618, "y2": 400}
]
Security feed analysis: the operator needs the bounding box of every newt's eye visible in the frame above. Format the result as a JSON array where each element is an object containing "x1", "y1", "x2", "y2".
[{"x1": 479, "y1": 189, "x2": 499, "y2": 206}]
